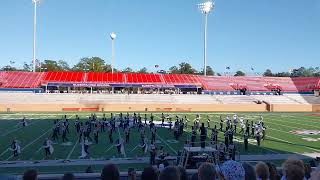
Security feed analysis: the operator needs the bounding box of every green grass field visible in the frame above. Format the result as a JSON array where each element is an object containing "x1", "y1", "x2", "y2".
[{"x1": 0, "y1": 112, "x2": 320, "y2": 174}]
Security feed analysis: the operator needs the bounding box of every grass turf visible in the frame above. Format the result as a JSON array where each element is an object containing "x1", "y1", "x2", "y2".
[{"x1": 0, "y1": 112, "x2": 320, "y2": 174}]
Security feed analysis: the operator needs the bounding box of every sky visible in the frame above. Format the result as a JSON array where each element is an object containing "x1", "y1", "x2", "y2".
[{"x1": 0, "y1": 0, "x2": 319, "y2": 74}]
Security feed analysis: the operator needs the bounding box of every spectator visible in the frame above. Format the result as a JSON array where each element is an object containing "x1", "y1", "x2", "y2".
[
  {"x1": 217, "y1": 160, "x2": 245, "y2": 180},
  {"x1": 281, "y1": 159, "x2": 305, "y2": 180},
  {"x1": 310, "y1": 166, "x2": 320, "y2": 180},
  {"x1": 141, "y1": 166, "x2": 158, "y2": 180},
  {"x1": 159, "y1": 166, "x2": 180, "y2": 180},
  {"x1": 198, "y1": 162, "x2": 216, "y2": 180},
  {"x1": 255, "y1": 161, "x2": 270, "y2": 180},
  {"x1": 266, "y1": 162, "x2": 280, "y2": 180},
  {"x1": 23, "y1": 169, "x2": 38, "y2": 180},
  {"x1": 177, "y1": 166, "x2": 188, "y2": 180},
  {"x1": 191, "y1": 173, "x2": 198, "y2": 180},
  {"x1": 61, "y1": 173, "x2": 75, "y2": 180},
  {"x1": 128, "y1": 168, "x2": 136, "y2": 180},
  {"x1": 101, "y1": 164, "x2": 120, "y2": 180},
  {"x1": 242, "y1": 162, "x2": 256, "y2": 180},
  {"x1": 85, "y1": 166, "x2": 93, "y2": 173},
  {"x1": 304, "y1": 163, "x2": 312, "y2": 179}
]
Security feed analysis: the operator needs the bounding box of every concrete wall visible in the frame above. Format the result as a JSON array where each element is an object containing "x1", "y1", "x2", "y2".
[
  {"x1": 312, "y1": 104, "x2": 320, "y2": 112},
  {"x1": 0, "y1": 104, "x2": 267, "y2": 112},
  {"x1": 270, "y1": 104, "x2": 313, "y2": 112},
  {"x1": 1, "y1": 103, "x2": 319, "y2": 112}
]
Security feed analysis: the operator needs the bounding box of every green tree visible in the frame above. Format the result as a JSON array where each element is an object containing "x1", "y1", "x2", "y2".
[
  {"x1": 138, "y1": 67, "x2": 148, "y2": 73},
  {"x1": 72, "y1": 57, "x2": 106, "y2": 72},
  {"x1": 234, "y1": 70, "x2": 246, "y2": 76},
  {"x1": 122, "y1": 67, "x2": 133, "y2": 73},
  {"x1": 263, "y1": 69, "x2": 273, "y2": 77},
  {"x1": 1, "y1": 65, "x2": 17, "y2": 71},
  {"x1": 178, "y1": 62, "x2": 196, "y2": 74},
  {"x1": 40, "y1": 60, "x2": 61, "y2": 71},
  {"x1": 57, "y1": 60, "x2": 70, "y2": 71},
  {"x1": 103, "y1": 64, "x2": 113, "y2": 72},
  {"x1": 23, "y1": 62, "x2": 32, "y2": 72},
  {"x1": 169, "y1": 66, "x2": 179, "y2": 74},
  {"x1": 199, "y1": 66, "x2": 215, "y2": 76}
]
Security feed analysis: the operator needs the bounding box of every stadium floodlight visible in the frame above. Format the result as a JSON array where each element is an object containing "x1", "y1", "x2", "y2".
[
  {"x1": 110, "y1": 32, "x2": 116, "y2": 74},
  {"x1": 198, "y1": 0, "x2": 214, "y2": 76},
  {"x1": 32, "y1": 0, "x2": 40, "y2": 72}
]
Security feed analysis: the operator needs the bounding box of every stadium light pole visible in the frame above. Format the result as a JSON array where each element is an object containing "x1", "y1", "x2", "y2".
[
  {"x1": 110, "y1": 32, "x2": 117, "y2": 74},
  {"x1": 32, "y1": 0, "x2": 40, "y2": 72},
  {"x1": 198, "y1": 0, "x2": 214, "y2": 76}
]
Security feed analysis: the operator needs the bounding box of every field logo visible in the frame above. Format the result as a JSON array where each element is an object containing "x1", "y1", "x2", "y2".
[{"x1": 290, "y1": 130, "x2": 320, "y2": 135}]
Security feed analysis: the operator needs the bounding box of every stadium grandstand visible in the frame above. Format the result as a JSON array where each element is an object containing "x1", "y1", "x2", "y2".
[{"x1": 0, "y1": 71, "x2": 319, "y2": 94}]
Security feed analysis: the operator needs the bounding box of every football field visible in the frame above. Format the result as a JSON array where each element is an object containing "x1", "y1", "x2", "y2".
[{"x1": 0, "y1": 112, "x2": 320, "y2": 174}]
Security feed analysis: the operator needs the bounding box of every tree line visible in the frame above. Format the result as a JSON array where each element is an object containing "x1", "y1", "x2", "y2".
[{"x1": 1, "y1": 57, "x2": 319, "y2": 77}]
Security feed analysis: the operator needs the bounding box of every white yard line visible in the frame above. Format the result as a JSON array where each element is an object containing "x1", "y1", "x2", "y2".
[
  {"x1": 66, "y1": 138, "x2": 79, "y2": 160},
  {"x1": 153, "y1": 114, "x2": 178, "y2": 155},
  {"x1": 6, "y1": 127, "x2": 51, "y2": 161},
  {"x1": 155, "y1": 133, "x2": 178, "y2": 155},
  {"x1": 1, "y1": 120, "x2": 40, "y2": 137},
  {"x1": 233, "y1": 137, "x2": 279, "y2": 154},
  {"x1": 267, "y1": 135, "x2": 320, "y2": 153}
]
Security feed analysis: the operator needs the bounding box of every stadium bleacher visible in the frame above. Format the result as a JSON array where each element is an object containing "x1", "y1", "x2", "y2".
[{"x1": 0, "y1": 71, "x2": 319, "y2": 93}]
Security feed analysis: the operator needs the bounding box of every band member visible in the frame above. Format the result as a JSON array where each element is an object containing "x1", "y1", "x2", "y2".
[
  {"x1": 220, "y1": 116, "x2": 223, "y2": 132},
  {"x1": 211, "y1": 127, "x2": 218, "y2": 145},
  {"x1": 228, "y1": 143, "x2": 236, "y2": 160},
  {"x1": 84, "y1": 137, "x2": 89, "y2": 155},
  {"x1": 150, "y1": 143, "x2": 156, "y2": 165},
  {"x1": 10, "y1": 139, "x2": 21, "y2": 157},
  {"x1": 200, "y1": 123, "x2": 207, "y2": 148},
  {"x1": 108, "y1": 125, "x2": 113, "y2": 143},
  {"x1": 207, "y1": 115, "x2": 211, "y2": 128},
  {"x1": 255, "y1": 131, "x2": 261, "y2": 147},
  {"x1": 43, "y1": 138, "x2": 54, "y2": 157},
  {"x1": 62, "y1": 124, "x2": 68, "y2": 142},
  {"x1": 251, "y1": 121, "x2": 255, "y2": 136},
  {"x1": 125, "y1": 127, "x2": 130, "y2": 143},
  {"x1": 218, "y1": 142, "x2": 226, "y2": 163},
  {"x1": 161, "y1": 113, "x2": 165, "y2": 126},
  {"x1": 239, "y1": 118, "x2": 246, "y2": 134},
  {"x1": 244, "y1": 132, "x2": 249, "y2": 151},
  {"x1": 141, "y1": 138, "x2": 149, "y2": 154},
  {"x1": 93, "y1": 128, "x2": 99, "y2": 144},
  {"x1": 20, "y1": 117, "x2": 28, "y2": 127},
  {"x1": 52, "y1": 124, "x2": 59, "y2": 141},
  {"x1": 169, "y1": 118, "x2": 173, "y2": 130},
  {"x1": 115, "y1": 138, "x2": 121, "y2": 154},
  {"x1": 79, "y1": 137, "x2": 89, "y2": 158},
  {"x1": 144, "y1": 114, "x2": 147, "y2": 125},
  {"x1": 75, "y1": 118, "x2": 81, "y2": 133},
  {"x1": 233, "y1": 114, "x2": 238, "y2": 133},
  {"x1": 191, "y1": 127, "x2": 196, "y2": 147},
  {"x1": 224, "y1": 130, "x2": 229, "y2": 147},
  {"x1": 151, "y1": 127, "x2": 156, "y2": 144},
  {"x1": 64, "y1": 119, "x2": 70, "y2": 134}
]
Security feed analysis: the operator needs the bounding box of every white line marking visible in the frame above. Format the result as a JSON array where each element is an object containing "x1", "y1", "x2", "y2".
[
  {"x1": 66, "y1": 139, "x2": 79, "y2": 160},
  {"x1": 6, "y1": 128, "x2": 51, "y2": 161},
  {"x1": 1, "y1": 120, "x2": 40, "y2": 137}
]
